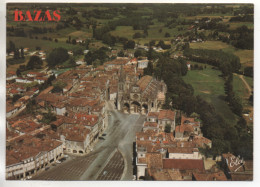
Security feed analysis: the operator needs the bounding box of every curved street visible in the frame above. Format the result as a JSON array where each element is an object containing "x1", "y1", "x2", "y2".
[{"x1": 32, "y1": 101, "x2": 145, "y2": 180}]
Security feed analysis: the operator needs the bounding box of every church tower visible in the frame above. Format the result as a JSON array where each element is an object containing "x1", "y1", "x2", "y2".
[{"x1": 117, "y1": 65, "x2": 125, "y2": 111}]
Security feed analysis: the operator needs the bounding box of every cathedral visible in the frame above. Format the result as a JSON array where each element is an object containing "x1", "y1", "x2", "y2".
[{"x1": 116, "y1": 66, "x2": 167, "y2": 114}]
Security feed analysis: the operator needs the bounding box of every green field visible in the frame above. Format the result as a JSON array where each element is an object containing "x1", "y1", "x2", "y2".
[
  {"x1": 110, "y1": 26, "x2": 142, "y2": 39},
  {"x1": 182, "y1": 64, "x2": 238, "y2": 125},
  {"x1": 244, "y1": 76, "x2": 253, "y2": 88},
  {"x1": 228, "y1": 22, "x2": 254, "y2": 30},
  {"x1": 233, "y1": 75, "x2": 249, "y2": 104},
  {"x1": 7, "y1": 37, "x2": 84, "y2": 53},
  {"x1": 190, "y1": 41, "x2": 254, "y2": 68},
  {"x1": 109, "y1": 19, "x2": 188, "y2": 45}
]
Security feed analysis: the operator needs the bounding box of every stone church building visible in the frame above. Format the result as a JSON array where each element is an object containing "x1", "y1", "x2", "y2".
[{"x1": 117, "y1": 67, "x2": 166, "y2": 114}]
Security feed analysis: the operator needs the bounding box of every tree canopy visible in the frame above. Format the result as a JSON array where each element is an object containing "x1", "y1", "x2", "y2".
[{"x1": 46, "y1": 47, "x2": 69, "y2": 67}]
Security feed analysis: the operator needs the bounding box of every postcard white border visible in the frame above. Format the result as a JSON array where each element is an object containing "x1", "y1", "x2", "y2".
[{"x1": 0, "y1": 1, "x2": 259, "y2": 187}]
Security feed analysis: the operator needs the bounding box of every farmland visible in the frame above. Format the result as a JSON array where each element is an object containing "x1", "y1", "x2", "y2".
[
  {"x1": 7, "y1": 37, "x2": 84, "y2": 53},
  {"x1": 190, "y1": 41, "x2": 253, "y2": 68}
]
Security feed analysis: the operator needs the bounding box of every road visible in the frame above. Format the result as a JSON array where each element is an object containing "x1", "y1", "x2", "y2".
[
  {"x1": 238, "y1": 74, "x2": 252, "y2": 97},
  {"x1": 32, "y1": 101, "x2": 145, "y2": 180}
]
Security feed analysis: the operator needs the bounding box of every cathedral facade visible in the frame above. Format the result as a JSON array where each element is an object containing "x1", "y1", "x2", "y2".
[{"x1": 117, "y1": 67, "x2": 166, "y2": 114}]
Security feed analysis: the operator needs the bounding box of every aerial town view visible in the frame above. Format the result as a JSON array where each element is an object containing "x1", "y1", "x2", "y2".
[{"x1": 5, "y1": 3, "x2": 253, "y2": 181}]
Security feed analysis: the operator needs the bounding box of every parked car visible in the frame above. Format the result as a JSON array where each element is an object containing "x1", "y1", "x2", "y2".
[
  {"x1": 26, "y1": 176, "x2": 32, "y2": 180},
  {"x1": 45, "y1": 167, "x2": 50, "y2": 171},
  {"x1": 60, "y1": 158, "x2": 66, "y2": 162},
  {"x1": 99, "y1": 137, "x2": 105, "y2": 140},
  {"x1": 56, "y1": 160, "x2": 61, "y2": 164},
  {"x1": 64, "y1": 154, "x2": 68, "y2": 158},
  {"x1": 102, "y1": 133, "x2": 106, "y2": 136}
]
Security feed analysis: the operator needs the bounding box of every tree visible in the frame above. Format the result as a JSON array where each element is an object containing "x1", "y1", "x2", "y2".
[
  {"x1": 133, "y1": 32, "x2": 143, "y2": 39},
  {"x1": 73, "y1": 48, "x2": 83, "y2": 56},
  {"x1": 102, "y1": 33, "x2": 116, "y2": 46},
  {"x1": 124, "y1": 40, "x2": 135, "y2": 49},
  {"x1": 20, "y1": 47, "x2": 24, "y2": 59},
  {"x1": 52, "y1": 81, "x2": 67, "y2": 93},
  {"x1": 134, "y1": 49, "x2": 143, "y2": 58},
  {"x1": 165, "y1": 32, "x2": 171, "y2": 37},
  {"x1": 244, "y1": 67, "x2": 253, "y2": 77},
  {"x1": 72, "y1": 39, "x2": 76, "y2": 45},
  {"x1": 16, "y1": 68, "x2": 22, "y2": 77},
  {"x1": 9, "y1": 41, "x2": 16, "y2": 52},
  {"x1": 55, "y1": 38, "x2": 58, "y2": 43},
  {"x1": 36, "y1": 46, "x2": 41, "y2": 50},
  {"x1": 117, "y1": 50, "x2": 124, "y2": 57},
  {"x1": 164, "y1": 124, "x2": 171, "y2": 133},
  {"x1": 26, "y1": 99, "x2": 36, "y2": 114},
  {"x1": 41, "y1": 110, "x2": 57, "y2": 124},
  {"x1": 27, "y1": 55, "x2": 43, "y2": 69},
  {"x1": 14, "y1": 49, "x2": 19, "y2": 59},
  {"x1": 69, "y1": 58, "x2": 76, "y2": 66},
  {"x1": 143, "y1": 61, "x2": 153, "y2": 76},
  {"x1": 149, "y1": 40, "x2": 156, "y2": 47},
  {"x1": 12, "y1": 94, "x2": 21, "y2": 103},
  {"x1": 46, "y1": 47, "x2": 69, "y2": 67}
]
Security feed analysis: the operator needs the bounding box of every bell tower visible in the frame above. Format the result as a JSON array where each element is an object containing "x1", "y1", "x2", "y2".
[{"x1": 117, "y1": 65, "x2": 125, "y2": 111}]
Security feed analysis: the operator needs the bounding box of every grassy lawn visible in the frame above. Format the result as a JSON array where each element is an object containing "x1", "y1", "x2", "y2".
[
  {"x1": 190, "y1": 41, "x2": 254, "y2": 67},
  {"x1": 182, "y1": 64, "x2": 238, "y2": 125}
]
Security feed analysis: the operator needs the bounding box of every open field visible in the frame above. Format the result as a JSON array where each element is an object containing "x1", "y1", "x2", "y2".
[
  {"x1": 190, "y1": 41, "x2": 231, "y2": 50},
  {"x1": 233, "y1": 75, "x2": 249, "y2": 102},
  {"x1": 7, "y1": 37, "x2": 84, "y2": 53},
  {"x1": 110, "y1": 26, "x2": 142, "y2": 40},
  {"x1": 182, "y1": 64, "x2": 238, "y2": 125},
  {"x1": 228, "y1": 22, "x2": 254, "y2": 30},
  {"x1": 190, "y1": 41, "x2": 254, "y2": 67},
  {"x1": 109, "y1": 19, "x2": 188, "y2": 45},
  {"x1": 244, "y1": 76, "x2": 253, "y2": 88}
]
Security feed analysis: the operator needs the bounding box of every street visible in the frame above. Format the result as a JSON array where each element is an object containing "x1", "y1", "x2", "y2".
[{"x1": 32, "y1": 101, "x2": 145, "y2": 180}]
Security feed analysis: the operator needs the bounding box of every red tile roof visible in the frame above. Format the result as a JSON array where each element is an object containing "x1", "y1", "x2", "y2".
[
  {"x1": 148, "y1": 112, "x2": 159, "y2": 118},
  {"x1": 193, "y1": 171, "x2": 227, "y2": 181},
  {"x1": 168, "y1": 147, "x2": 198, "y2": 154},
  {"x1": 136, "y1": 75, "x2": 153, "y2": 92},
  {"x1": 147, "y1": 153, "x2": 163, "y2": 169},
  {"x1": 158, "y1": 110, "x2": 175, "y2": 121},
  {"x1": 143, "y1": 122, "x2": 158, "y2": 128},
  {"x1": 163, "y1": 159, "x2": 205, "y2": 172}
]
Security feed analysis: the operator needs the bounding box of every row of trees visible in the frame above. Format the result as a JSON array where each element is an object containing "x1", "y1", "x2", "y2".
[{"x1": 184, "y1": 48, "x2": 241, "y2": 76}]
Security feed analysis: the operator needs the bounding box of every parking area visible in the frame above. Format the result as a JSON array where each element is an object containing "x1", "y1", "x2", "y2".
[
  {"x1": 96, "y1": 150, "x2": 124, "y2": 180},
  {"x1": 32, "y1": 154, "x2": 97, "y2": 180}
]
